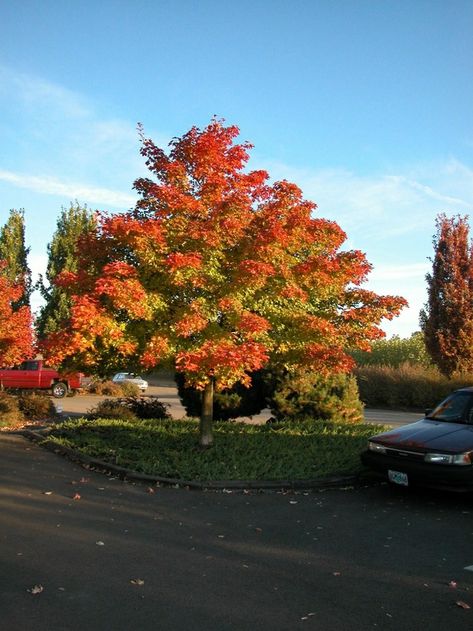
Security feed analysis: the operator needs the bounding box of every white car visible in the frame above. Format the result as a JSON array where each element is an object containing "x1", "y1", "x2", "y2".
[{"x1": 112, "y1": 372, "x2": 148, "y2": 392}]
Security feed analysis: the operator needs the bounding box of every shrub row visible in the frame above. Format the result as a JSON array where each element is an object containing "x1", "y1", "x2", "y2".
[
  {"x1": 87, "y1": 380, "x2": 141, "y2": 397},
  {"x1": 87, "y1": 396, "x2": 171, "y2": 422},
  {"x1": 354, "y1": 363, "x2": 473, "y2": 410},
  {"x1": 175, "y1": 369, "x2": 363, "y2": 424},
  {"x1": 0, "y1": 391, "x2": 57, "y2": 428}
]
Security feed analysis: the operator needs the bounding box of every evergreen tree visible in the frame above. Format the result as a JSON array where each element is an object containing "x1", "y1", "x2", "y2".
[
  {"x1": 0, "y1": 209, "x2": 31, "y2": 309},
  {"x1": 36, "y1": 202, "x2": 96, "y2": 339},
  {"x1": 420, "y1": 214, "x2": 473, "y2": 376}
]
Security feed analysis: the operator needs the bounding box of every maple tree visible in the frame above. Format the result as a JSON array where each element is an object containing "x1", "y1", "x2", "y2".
[
  {"x1": 43, "y1": 119, "x2": 406, "y2": 446},
  {"x1": 0, "y1": 261, "x2": 33, "y2": 366},
  {"x1": 420, "y1": 214, "x2": 473, "y2": 376}
]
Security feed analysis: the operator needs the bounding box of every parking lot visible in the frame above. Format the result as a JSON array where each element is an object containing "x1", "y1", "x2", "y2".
[{"x1": 1, "y1": 432, "x2": 472, "y2": 631}]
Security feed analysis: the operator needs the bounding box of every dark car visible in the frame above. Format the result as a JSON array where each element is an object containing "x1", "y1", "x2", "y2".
[{"x1": 361, "y1": 387, "x2": 473, "y2": 491}]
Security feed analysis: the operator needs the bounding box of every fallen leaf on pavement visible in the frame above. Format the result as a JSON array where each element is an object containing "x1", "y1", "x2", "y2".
[
  {"x1": 27, "y1": 584, "x2": 44, "y2": 594},
  {"x1": 42, "y1": 491, "x2": 52, "y2": 495},
  {"x1": 332, "y1": 572, "x2": 341, "y2": 576},
  {"x1": 96, "y1": 541, "x2": 105, "y2": 546},
  {"x1": 456, "y1": 601, "x2": 471, "y2": 610},
  {"x1": 147, "y1": 487, "x2": 155, "y2": 494},
  {"x1": 72, "y1": 493, "x2": 81, "y2": 500},
  {"x1": 449, "y1": 581, "x2": 457, "y2": 588},
  {"x1": 130, "y1": 579, "x2": 145, "y2": 586}
]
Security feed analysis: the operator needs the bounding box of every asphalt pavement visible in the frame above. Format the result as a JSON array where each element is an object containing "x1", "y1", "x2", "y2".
[{"x1": 1, "y1": 432, "x2": 472, "y2": 630}]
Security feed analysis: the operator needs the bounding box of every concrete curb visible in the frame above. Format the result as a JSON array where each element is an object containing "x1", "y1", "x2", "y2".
[{"x1": 21, "y1": 428, "x2": 364, "y2": 492}]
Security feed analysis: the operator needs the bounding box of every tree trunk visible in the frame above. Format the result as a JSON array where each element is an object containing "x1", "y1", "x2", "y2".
[{"x1": 199, "y1": 378, "x2": 214, "y2": 447}]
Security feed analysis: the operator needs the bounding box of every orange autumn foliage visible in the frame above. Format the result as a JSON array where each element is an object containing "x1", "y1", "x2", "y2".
[
  {"x1": 0, "y1": 262, "x2": 33, "y2": 366},
  {"x1": 43, "y1": 119, "x2": 406, "y2": 390}
]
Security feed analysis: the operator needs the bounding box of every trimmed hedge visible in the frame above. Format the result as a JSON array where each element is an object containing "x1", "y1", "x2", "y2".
[{"x1": 355, "y1": 363, "x2": 473, "y2": 410}]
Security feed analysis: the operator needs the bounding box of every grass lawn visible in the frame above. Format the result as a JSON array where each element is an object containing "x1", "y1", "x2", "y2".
[{"x1": 43, "y1": 417, "x2": 387, "y2": 482}]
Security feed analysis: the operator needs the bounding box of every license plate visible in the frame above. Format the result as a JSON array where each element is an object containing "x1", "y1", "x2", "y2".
[{"x1": 388, "y1": 470, "x2": 409, "y2": 486}]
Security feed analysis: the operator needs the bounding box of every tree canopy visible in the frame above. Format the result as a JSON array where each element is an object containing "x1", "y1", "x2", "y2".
[
  {"x1": 43, "y1": 120, "x2": 406, "y2": 444},
  {"x1": 0, "y1": 209, "x2": 33, "y2": 366},
  {"x1": 36, "y1": 202, "x2": 96, "y2": 339},
  {"x1": 0, "y1": 209, "x2": 31, "y2": 309}
]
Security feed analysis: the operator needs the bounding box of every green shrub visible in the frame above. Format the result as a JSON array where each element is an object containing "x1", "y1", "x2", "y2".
[
  {"x1": 118, "y1": 381, "x2": 141, "y2": 397},
  {"x1": 87, "y1": 380, "x2": 123, "y2": 396},
  {"x1": 175, "y1": 371, "x2": 267, "y2": 420},
  {"x1": 355, "y1": 363, "x2": 473, "y2": 409},
  {"x1": 0, "y1": 392, "x2": 24, "y2": 427},
  {"x1": 87, "y1": 398, "x2": 139, "y2": 422},
  {"x1": 18, "y1": 392, "x2": 56, "y2": 420},
  {"x1": 87, "y1": 396, "x2": 171, "y2": 421},
  {"x1": 121, "y1": 396, "x2": 170, "y2": 420},
  {"x1": 266, "y1": 370, "x2": 364, "y2": 423}
]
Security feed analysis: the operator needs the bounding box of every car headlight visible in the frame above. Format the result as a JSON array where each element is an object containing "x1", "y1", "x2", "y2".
[
  {"x1": 424, "y1": 452, "x2": 473, "y2": 465},
  {"x1": 368, "y1": 441, "x2": 387, "y2": 454}
]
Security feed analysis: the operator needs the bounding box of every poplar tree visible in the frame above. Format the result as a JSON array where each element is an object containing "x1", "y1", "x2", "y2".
[
  {"x1": 0, "y1": 209, "x2": 33, "y2": 364},
  {"x1": 420, "y1": 214, "x2": 473, "y2": 376},
  {"x1": 36, "y1": 202, "x2": 96, "y2": 339},
  {"x1": 0, "y1": 209, "x2": 31, "y2": 309}
]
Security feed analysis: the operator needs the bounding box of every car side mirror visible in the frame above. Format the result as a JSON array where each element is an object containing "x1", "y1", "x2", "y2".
[{"x1": 425, "y1": 409, "x2": 433, "y2": 417}]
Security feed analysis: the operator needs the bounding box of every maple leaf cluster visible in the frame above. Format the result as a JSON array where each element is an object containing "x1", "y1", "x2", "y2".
[
  {"x1": 42, "y1": 119, "x2": 406, "y2": 389},
  {"x1": 0, "y1": 261, "x2": 33, "y2": 367}
]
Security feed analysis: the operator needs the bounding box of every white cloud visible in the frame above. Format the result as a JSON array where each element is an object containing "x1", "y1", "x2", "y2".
[
  {"x1": 0, "y1": 64, "x2": 149, "y2": 189},
  {"x1": 0, "y1": 64, "x2": 91, "y2": 119},
  {"x1": 1, "y1": 65, "x2": 471, "y2": 339},
  {"x1": 365, "y1": 263, "x2": 429, "y2": 338},
  {"x1": 0, "y1": 169, "x2": 136, "y2": 208},
  {"x1": 368, "y1": 262, "x2": 430, "y2": 282},
  {"x1": 259, "y1": 159, "x2": 473, "y2": 243},
  {"x1": 257, "y1": 161, "x2": 471, "y2": 339}
]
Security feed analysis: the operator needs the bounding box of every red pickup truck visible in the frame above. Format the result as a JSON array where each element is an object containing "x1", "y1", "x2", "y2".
[{"x1": 0, "y1": 360, "x2": 83, "y2": 398}]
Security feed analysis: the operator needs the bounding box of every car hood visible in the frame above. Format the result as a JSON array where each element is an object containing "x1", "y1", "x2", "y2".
[{"x1": 372, "y1": 419, "x2": 473, "y2": 452}]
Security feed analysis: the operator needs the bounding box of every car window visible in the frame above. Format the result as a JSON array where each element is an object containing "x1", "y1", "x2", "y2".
[
  {"x1": 20, "y1": 361, "x2": 39, "y2": 371},
  {"x1": 428, "y1": 392, "x2": 473, "y2": 424}
]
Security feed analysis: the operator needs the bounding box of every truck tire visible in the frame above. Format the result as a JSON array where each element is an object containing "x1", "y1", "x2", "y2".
[{"x1": 52, "y1": 382, "x2": 68, "y2": 398}]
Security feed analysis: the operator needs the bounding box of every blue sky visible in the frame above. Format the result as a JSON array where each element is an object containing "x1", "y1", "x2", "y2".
[{"x1": 1, "y1": 0, "x2": 472, "y2": 337}]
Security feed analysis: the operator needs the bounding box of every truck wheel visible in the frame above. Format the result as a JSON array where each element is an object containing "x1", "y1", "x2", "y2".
[{"x1": 52, "y1": 382, "x2": 68, "y2": 398}]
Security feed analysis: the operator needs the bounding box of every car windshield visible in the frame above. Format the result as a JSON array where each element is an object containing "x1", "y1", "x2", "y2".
[{"x1": 426, "y1": 391, "x2": 473, "y2": 424}]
